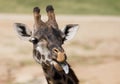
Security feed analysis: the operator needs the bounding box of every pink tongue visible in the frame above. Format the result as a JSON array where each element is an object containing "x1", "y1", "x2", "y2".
[{"x1": 60, "y1": 63, "x2": 69, "y2": 74}]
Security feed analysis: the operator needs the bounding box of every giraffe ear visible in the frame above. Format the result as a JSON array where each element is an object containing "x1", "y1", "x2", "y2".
[
  {"x1": 14, "y1": 23, "x2": 32, "y2": 41},
  {"x1": 62, "y1": 24, "x2": 79, "y2": 42}
]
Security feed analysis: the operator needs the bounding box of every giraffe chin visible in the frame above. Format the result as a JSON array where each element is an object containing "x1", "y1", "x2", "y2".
[{"x1": 51, "y1": 61, "x2": 69, "y2": 74}]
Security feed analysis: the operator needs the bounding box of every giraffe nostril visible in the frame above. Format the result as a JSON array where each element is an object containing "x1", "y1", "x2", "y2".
[{"x1": 53, "y1": 48, "x2": 59, "y2": 54}]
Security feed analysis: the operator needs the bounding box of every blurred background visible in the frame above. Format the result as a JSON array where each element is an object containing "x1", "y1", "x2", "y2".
[{"x1": 0, "y1": 0, "x2": 120, "y2": 84}]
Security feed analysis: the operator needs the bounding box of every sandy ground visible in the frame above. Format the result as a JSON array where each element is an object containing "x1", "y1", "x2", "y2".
[{"x1": 0, "y1": 14, "x2": 120, "y2": 84}]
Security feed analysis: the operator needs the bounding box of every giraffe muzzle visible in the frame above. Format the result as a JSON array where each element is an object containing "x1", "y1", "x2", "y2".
[
  {"x1": 52, "y1": 48, "x2": 69, "y2": 74},
  {"x1": 53, "y1": 48, "x2": 66, "y2": 63},
  {"x1": 57, "y1": 52, "x2": 66, "y2": 63}
]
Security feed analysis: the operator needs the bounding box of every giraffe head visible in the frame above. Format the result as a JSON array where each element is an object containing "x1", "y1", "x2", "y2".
[{"x1": 14, "y1": 5, "x2": 79, "y2": 74}]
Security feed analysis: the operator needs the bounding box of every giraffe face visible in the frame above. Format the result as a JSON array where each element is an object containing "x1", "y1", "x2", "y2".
[
  {"x1": 14, "y1": 5, "x2": 79, "y2": 74},
  {"x1": 32, "y1": 27, "x2": 66, "y2": 65}
]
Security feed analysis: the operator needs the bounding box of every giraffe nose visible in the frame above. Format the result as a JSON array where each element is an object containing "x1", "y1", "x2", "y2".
[{"x1": 53, "y1": 48, "x2": 66, "y2": 63}]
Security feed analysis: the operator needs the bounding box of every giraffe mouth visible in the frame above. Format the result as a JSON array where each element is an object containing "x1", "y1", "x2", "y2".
[{"x1": 51, "y1": 61, "x2": 69, "y2": 74}]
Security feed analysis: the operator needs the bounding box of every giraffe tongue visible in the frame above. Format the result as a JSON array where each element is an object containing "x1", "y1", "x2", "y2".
[{"x1": 60, "y1": 63, "x2": 69, "y2": 74}]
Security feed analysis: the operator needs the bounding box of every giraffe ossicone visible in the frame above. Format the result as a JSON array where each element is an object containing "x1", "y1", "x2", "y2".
[{"x1": 14, "y1": 5, "x2": 79, "y2": 84}]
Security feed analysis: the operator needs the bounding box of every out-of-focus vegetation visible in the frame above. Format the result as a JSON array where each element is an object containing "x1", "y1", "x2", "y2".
[{"x1": 0, "y1": 0, "x2": 120, "y2": 15}]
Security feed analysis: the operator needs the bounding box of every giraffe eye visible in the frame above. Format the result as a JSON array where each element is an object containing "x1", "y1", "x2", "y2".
[{"x1": 31, "y1": 37, "x2": 38, "y2": 44}]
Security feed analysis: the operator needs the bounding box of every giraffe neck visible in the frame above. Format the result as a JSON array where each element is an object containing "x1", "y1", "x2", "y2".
[{"x1": 41, "y1": 63, "x2": 79, "y2": 84}]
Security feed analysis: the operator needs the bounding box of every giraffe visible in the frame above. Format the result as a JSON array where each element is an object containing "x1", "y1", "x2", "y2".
[{"x1": 14, "y1": 5, "x2": 79, "y2": 84}]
